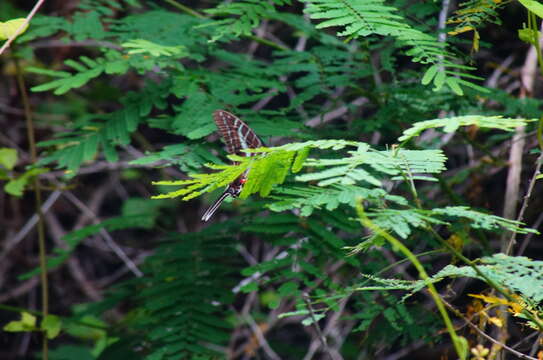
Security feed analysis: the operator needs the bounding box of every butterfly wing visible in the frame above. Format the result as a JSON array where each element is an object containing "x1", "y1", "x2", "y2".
[
  {"x1": 201, "y1": 190, "x2": 231, "y2": 222},
  {"x1": 202, "y1": 110, "x2": 263, "y2": 222},
  {"x1": 213, "y1": 110, "x2": 263, "y2": 156}
]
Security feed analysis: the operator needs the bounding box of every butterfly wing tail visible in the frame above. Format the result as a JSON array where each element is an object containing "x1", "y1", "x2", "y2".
[{"x1": 201, "y1": 191, "x2": 231, "y2": 222}]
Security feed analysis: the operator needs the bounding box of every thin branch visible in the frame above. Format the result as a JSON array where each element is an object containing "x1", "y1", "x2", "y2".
[
  {"x1": 41, "y1": 160, "x2": 156, "y2": 179},
  {"x1": 511, "y1": 331, "x2": 540, "y2": 350},
  {"x1": 30, "y1": 39, "x2": 122, "y2": 50},
  {"x1": 501, "y1": 124, "x2": 525, "y2": 244},
  {"x1": 517, "y1": 210, "x2": 543, "y2": 255},
  {"x1": 441, "y1": 299, "x2": 538, "y2": 360},
  {"x1": 504, "y1": 151, "x2": 543, "y2": 255},
  {"x1": 44, "y1": 212, "x2": 102, "y2": 301},
  {"x1": 95, "y1": 252, "x2": 150, "y2": 288},
  {"x1": 437, "y1": 0, "x2": 451, "y2": 43},
  {"x1": 318, "y1": 295, "x2": 349, "y2": 360},
  {"x1": 0, "y1": 0, "x2": 46, "y2": 55},
  {"x1": 0, "y1": 277, "x2": 40, "y2": 303},
  {"x1": 499, "y1": 22, "x2": 540, "y2": 237},
  {"x1": 302, "y1": 292, "x2": 334, "y2": 359},
  {"x1": 62, "y1": 191, "x2": 144, "y2": 277},
  {"x1": 161, "y1": 0, "x2": 206, "y2": 19},
  {"x1": 486, "y1": 55, "x2": 516, "y2": 89},
  {"x1": 503, "y1": 14, "x2": 543, "y2": 253},
  {"x1": 244, "y1": 314, "x2": 281, "y2": 360},
  {"x1": 0, "y1": 190, "x2": 62, "y2": 263},
  {"x1": 305, "y1": 97, "x2": 368, "y2": 128}
]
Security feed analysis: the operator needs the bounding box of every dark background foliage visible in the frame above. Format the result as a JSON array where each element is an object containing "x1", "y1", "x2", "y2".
[{"x1": 1, "y1": 0, "x2": 542, "y2": 359}]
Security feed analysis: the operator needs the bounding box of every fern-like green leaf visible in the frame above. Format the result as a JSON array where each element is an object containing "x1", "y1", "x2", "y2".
[
  {"x1": 121, "y1": 39, "x2": 187, "y2": 56},
  {"x1": 352, "y1": 254, "x2": 543, "y2": 314},
  {"x1": 130, "y1": 143, "x2": 222, "y2": 172},
  {"x1": 301, "y1": 0, "x2": 483, "y2": 93},
  {"x1": 29, "y1": 51, "x2": 129, "y2": 95},
  {"x1": 152, "y1": 140, "x2": 359, "y2": 201},
  {"x1": 299, "y1": 147, "x2": 447, "y2": 186},
  {"x1": 109, "y1": 225, "x2": 240, "y2": 359},
  {"x1": 447, "y1": 0, "x2": 506, "y2": 38},
  {"x1": 369, "y1": 209, "x2": 447, "y2": 239},
  {"x1": 269, "y1": 185, "x2": 407, "y2": 216},
  {"x1": 201, "y1": 0, "x2": 277, "y2": 42},
  {"x1": 37, "y1": 81, "x2": 171, "y2": 173},
  {"x1": 436, "y1": 254, "x2": 543, "y2": 304},
  {"x1": 399, "y1": 115, "x2": 533, "y2": 142},
  {"x1": 431, "y1": 206, "x2": 539, "y2": 234}
]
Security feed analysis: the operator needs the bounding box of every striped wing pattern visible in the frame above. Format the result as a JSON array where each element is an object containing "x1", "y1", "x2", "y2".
[
  {"x1": 202, "y1": 110, "x2": 263, "y2": 222},
  {"x1": 213, "y1": 110, "x2": 263, "y2": 156}
]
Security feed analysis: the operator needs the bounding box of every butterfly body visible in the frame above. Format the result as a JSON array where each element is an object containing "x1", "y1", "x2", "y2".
[{"x1": 201, "y1": 110, "x2": 262, "y2": 222}]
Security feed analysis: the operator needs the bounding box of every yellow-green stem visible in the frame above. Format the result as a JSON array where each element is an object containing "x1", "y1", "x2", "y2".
[{"x1": 356, "y1": 201, "x2": 467, "y2": 359}]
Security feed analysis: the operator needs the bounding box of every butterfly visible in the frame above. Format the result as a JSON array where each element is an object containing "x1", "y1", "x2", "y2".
[{"x1": 201, "y1": 110, "x2": 263, "y2": 222}]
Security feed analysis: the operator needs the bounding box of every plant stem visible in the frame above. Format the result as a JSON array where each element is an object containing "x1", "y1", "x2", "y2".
[
  {"x1": 14, "y1": 57, "x2": 49, "y2": 360},
  {"x1": 356, "y1": 201, "x2": 467, "y2": 360},
  {"x1": 398, "y1": 147, "x2": 543, "y2": 331},
  {"x1": 162, "y1": 0, "x2": 205, "y2": 19}
]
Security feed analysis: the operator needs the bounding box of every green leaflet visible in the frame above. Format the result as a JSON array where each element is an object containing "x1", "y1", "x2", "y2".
[
  {"x1": 431, "y1": 206, "x2": 539, "y2": 234},
  {"x1": 399, "y1": 115, "x2": 534, "y2": 142},
  {"x1": 301, "y1": 0, "x2": 484, "y2": 94},
  {"x1": 151, "y1": 139, "x2": 448, "y2": 203},
  {"x1": 201, "y1": 0, "x2": 277, "y2": 42},
  {"x1": 0, "y1": 18, "x2": 28, "y2": 40},
  {"x1": 351, "y1": 254, "x2": 543, "y2": 308}
]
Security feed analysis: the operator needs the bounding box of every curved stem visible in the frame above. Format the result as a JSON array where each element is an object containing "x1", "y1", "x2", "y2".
[{"x1": 356, "y1": 200, "x2": 467, "y2": 360}]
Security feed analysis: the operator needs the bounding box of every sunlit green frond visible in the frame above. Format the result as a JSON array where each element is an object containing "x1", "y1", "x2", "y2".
[
  {"x1": 363, "y1": 205, "x2": 537, "y2": 241},
  {"x1": 268, "y1": 185, "x2": 408, "y2": 216},
  {"x1": 368, "y1": 209, "x2": 447, "y2": 239},
  {"x1": 435, "y1": 254, "x2": 543, "y2": 304},
  {"x1": 252, "y1": 139, "x2": 360, "y2": 152},
  {"x1": 152, "y1": 140, "x2": 448, "y2": 202},
  {"x1": 152, "y1": 140, "x2": 360, "y2": 201},
  {"x1": 152, "y1": 161, "x2": 248, "y2": 200},
  {"x1": 121, "y1": 39, "x2": 187, "y2": 56},
  {"x1": 298, "y1": 147, "x2": 447, "y2": 186},
  {"x1": 399, "y1": 115, "x2": 533, "y2": 142},
  {"x1": 431, "y1": 206, "x2": 539, "y2": 234},
  {"x1": 29, "y1": 45, "x2": 189, "y2": 95},
  {"x1": 29, "y1": 51, "x2": 128, "y2": 95},
  {"x1": 352, "y1": 254, "x2": 543, "y2": 311},
  {"x1": 352, "y1": 274, "x2": 419, "y2": 292}
]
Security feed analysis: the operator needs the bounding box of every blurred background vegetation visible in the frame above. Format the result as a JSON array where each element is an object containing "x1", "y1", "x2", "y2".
[{"x1": 1, "y1": 0, "x2": 543, "y2": 359}]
